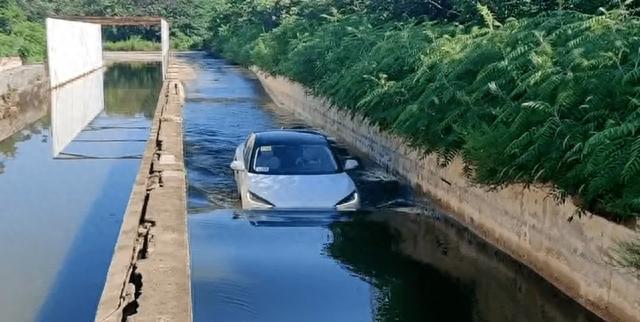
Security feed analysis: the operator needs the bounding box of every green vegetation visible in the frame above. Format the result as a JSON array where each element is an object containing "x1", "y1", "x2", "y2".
[
  {"x1": 104, "y1": 36, "x2": 161, "y2": 51},
  {"x1": 0, "y1": 0, "x2": 215, "y2": 61},
  {"x1": 615, "y1": 239, "x2": 640, "y2": 271},
  {"x1": 206, "y1": 0, "x2": 640, "y2": 221},
  {"x1": 0, "y1": 1, "x2": 45, "y2": 62}
]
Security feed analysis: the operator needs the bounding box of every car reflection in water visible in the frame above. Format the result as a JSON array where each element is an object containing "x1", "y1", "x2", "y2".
[{"x1": 233, "y1": 209, "x2": 351, "y2": 228}]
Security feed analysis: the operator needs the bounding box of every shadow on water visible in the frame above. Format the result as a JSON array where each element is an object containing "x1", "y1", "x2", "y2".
[
  {"x1": 0, "y1": 63, "x2": 161, "y2": 322},
  {"x1": 183, "y1": 54, "x2": 602, "y2": 322}
]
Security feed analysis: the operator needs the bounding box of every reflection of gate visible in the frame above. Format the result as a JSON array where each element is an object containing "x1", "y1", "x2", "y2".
[
  {"x1": 45, "y1": 16, "x2": 170, "y2": 88},
  {"x1": 50, "y1": 67, "x2": 104, "y2": 156}
]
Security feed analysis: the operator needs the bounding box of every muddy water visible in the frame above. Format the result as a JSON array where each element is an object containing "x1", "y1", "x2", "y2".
[
  {"x1": 0, "y1": 63, "x2": 162, "y2": 322},
  {"x1": 183, "y1": 55, "x2": 603, "y2": 322}
]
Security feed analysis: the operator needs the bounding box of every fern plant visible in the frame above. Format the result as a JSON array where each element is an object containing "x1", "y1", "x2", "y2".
[{"x1": 209, "y1": 2, "x2": 640, "y2": 220}]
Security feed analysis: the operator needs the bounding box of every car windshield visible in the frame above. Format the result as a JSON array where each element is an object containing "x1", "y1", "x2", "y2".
[{"x1": 252, "y1": 143, "x2": 339, "y2": 175}]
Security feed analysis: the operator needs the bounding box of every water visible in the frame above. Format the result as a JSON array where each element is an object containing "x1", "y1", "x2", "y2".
[
  {"x1": 183, "y1": 55, "x2": 603, "y2": 322},
  {"x1": 0, "y1": 63, "x2": 162, "y2": 322}
]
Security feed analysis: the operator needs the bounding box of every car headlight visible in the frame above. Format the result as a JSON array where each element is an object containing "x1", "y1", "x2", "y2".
[
  {"x1": 336, "y1": 191, "x2": 358, "y2": 208},
  {"x1": 247, "y1": 191, "x2": 274, "y2": 208}
]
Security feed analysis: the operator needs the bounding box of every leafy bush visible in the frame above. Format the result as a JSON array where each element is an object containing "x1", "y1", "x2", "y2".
[
  {"x1": 208, "y1": 3, "x2": 640, "y2": 220},
  {"x1": 104, "y1": 36, "x2": 161, "y2": 51},
  {"x1": 0, "y1": 33, "x2": 20, "y2": 57},
  {"x1": 0, "y1": 1, "x2": 45, "y2": 62}
]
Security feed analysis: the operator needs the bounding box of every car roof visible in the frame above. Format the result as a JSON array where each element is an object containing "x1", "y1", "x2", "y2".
[{"x1": 253, "y1": 130, "x2": 328, "y2": 146}]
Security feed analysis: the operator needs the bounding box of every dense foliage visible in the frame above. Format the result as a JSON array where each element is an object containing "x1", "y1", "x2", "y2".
[
  {"x1": 206, "y1": 0, "x2": 640, "y2": 220},
  {"x1": 0, "y1": 1, "x2": 45, "y2": 62},
  {"x1": 104, "y1": 36, "x2": 161, "y2": 51}
]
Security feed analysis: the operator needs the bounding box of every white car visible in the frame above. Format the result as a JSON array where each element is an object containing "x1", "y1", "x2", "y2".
[{"x1": 230, "y1": 130, "x2": 360, "y2": 211}]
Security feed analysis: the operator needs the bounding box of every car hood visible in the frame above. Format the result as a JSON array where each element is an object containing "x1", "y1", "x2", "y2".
[{"x1": 247, "y1": 172, "x2": 356, "y2": 209}]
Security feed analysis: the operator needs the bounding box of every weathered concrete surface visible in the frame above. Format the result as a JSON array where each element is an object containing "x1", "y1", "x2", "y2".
[
  {"x1": 103, "y1": 51, "x2": 163, "y2": 63},
  {"x1": 0, "y1": 65, "x2": 48, "y2": 142},
  {"x1": 254, "y1": 70, "x2": 640, "y2": 322},
  {"x1": 0, "y1": 65, "x2": 45, "y2": 96},
  {"x1": 0, "y1": 57, "x2": 22, "y2": 72},
  {"x1": 95, "y1": 56, "x2": 194, "y2": 322},
  {"x1": 46, "y1": 18, "x2": 103, "y2": 88}
]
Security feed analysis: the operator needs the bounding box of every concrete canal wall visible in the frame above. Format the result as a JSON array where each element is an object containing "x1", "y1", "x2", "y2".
[
  {"x1": 0, "y1": 65, "x2": 48, "y2": 142},
  {"x1": 253, "y1": 70, "x2": 640, "y2": 322},
  {"x1": 95, "y1": 56, "x2": 193, "y2": 322},
  {"x1": 0, "y1": 57, "x2": 22, "y2": 72}
]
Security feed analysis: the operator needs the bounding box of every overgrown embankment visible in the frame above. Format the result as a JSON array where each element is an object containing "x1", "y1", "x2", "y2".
[
  {"x1": 208, "y1": 3, "x2": 640, "y2": 221},
  {"x1": 0, "y1": 2, "x2": 45, "y2": 62},
  {"x1": 205, "y1": 1, "x2": 640, "y2": 270}
]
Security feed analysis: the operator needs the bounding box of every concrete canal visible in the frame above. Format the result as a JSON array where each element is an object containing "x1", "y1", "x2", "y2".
[
  {"x1": 0, "y1": 62, "x2": 162, "y2": 322},
  {"x1": 182, "y1": 54, "x2": 604, "y2": 322}
]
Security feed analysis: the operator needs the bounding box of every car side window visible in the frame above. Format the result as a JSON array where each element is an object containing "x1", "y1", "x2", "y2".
[{"x1": 243, "y1": 134, "x2": 254, "y2": 167}]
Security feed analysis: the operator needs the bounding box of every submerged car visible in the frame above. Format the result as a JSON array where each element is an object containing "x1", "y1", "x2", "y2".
[{"x1": 230, "y1": 130, "x2": 360, "y2": 211}]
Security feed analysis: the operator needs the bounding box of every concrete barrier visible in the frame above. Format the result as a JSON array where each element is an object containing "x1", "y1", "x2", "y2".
[
  {"x1": 253, "y1": 69, "x2": 640, "y2": 322},
  {"x1": 0, "y1": 57, "x2": 22, "y2": 72},
  {"x1": 161, "y1": 19, "x2": 169, "y2": 80},
  {"x1": 0, "y1": 67, "x2": 48, "y2": 142},
  {"x1": 0, "y1": 65, "x2": 45, "y2": 97}
]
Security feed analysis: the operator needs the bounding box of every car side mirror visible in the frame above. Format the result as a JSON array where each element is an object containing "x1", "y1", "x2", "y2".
[
  {"x1": 344, "y1": 159, "x2": 359, "y2": 171},
  {"x1": 230, "y1": 160, "x2": 245, "y2": 171}
]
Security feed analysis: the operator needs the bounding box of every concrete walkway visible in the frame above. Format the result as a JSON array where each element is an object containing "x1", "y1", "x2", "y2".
[{"x1": 95, "y1": 54, "x2": 195, "y2": 322}]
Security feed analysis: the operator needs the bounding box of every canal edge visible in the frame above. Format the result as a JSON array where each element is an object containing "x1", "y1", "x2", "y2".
[
  {"x1": 94, "y1": 56, "x2": 192, "y2": 322},
  {"x1": 251, "y1": 67, "x2": 640, "y2": 322}
]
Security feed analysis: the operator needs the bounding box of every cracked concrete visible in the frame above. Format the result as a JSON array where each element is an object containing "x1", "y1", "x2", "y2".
[{"x1": 95, "y1": 53, "x2": 195, "y2": 322}]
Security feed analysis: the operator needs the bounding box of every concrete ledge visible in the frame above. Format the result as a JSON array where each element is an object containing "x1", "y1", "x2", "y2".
[
  {"x1": 0, "y1": 65, "x2": 48, "y2": 142},
  {"x1": 95, "y1": 58, "x2": 191, "y2": 322},
  {"x1": 253, "y1": 69, "x2": 640, "y2": 322},
  {"x1": 0, "y1": 57, "x2": 22, "y2": 72},
  {"x1": 103, "y1": 51, "x2": 163, "y2": 63},
  {"x1": 0, "y1": 65, "x2": 46, "y2": 96}
]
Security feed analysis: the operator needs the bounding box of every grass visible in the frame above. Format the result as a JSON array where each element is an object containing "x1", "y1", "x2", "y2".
[{"x1": 103, "y1": 36, "x2": 161, "y2": 51}]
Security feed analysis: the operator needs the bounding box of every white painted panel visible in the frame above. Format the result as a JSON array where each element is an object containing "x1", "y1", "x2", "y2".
[
  {"x1": 46, "y1": 18, "x2": 103, "y2": 87},
  {"x1": 161, "y1": 19, "x2": 170, "y2": 79},
  {"x1": 51, "y1": 69, "x2": 105, "y2": 156}
]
